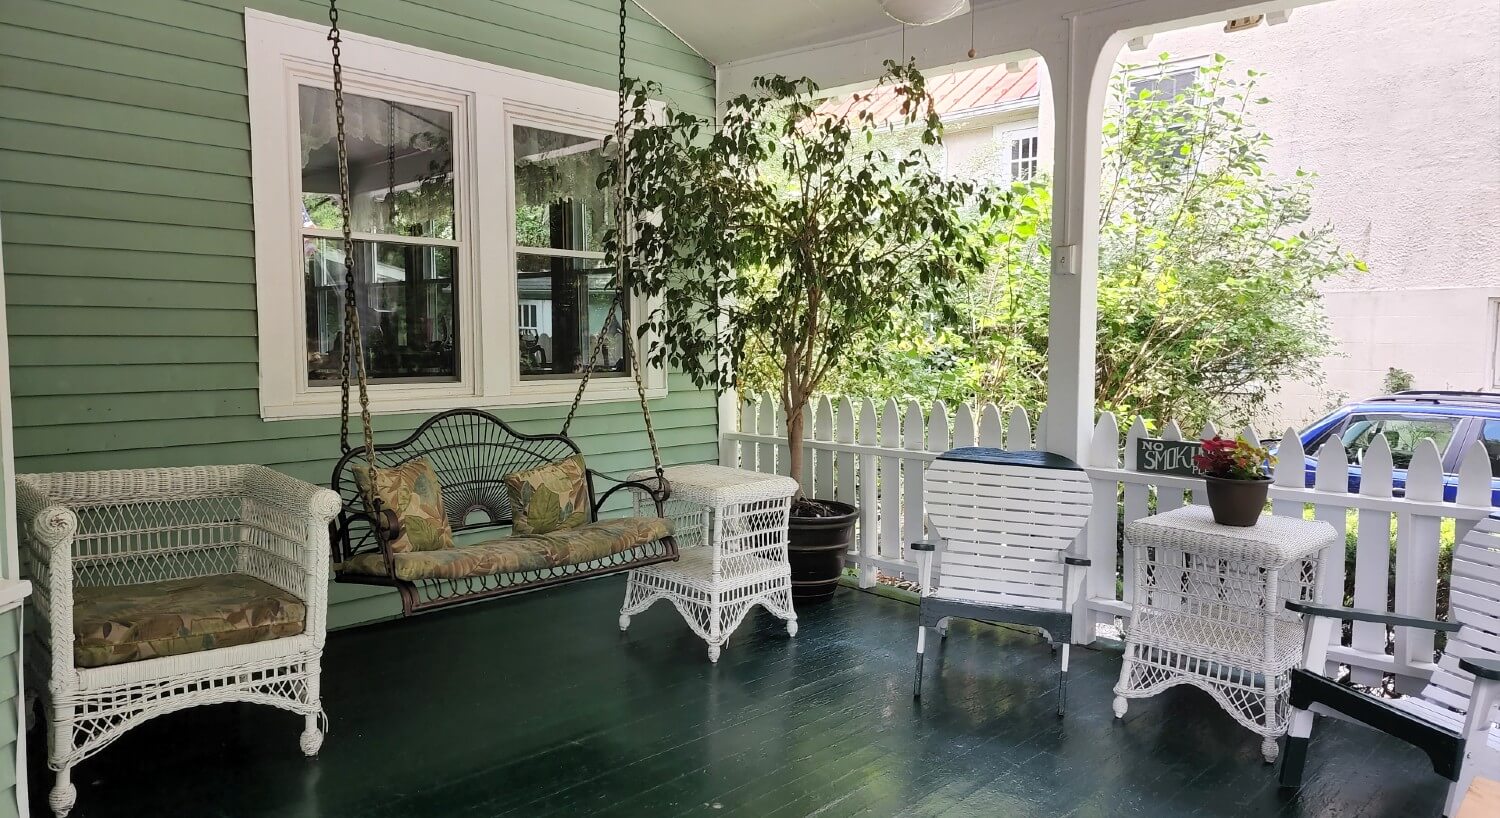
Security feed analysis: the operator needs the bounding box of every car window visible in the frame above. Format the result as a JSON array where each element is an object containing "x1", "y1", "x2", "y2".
[
  {"x1": 1482, "y1": 420, "x2": 1500, "y2": 477},
  {"x1": 1339, "y1": 414, "x2": 1459, "y2": 469}
]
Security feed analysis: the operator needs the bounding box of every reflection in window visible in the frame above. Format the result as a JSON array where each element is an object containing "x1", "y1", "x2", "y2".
[
  {"x1": 299, "y1": 86, "x2": 459, "y2": 384},
  {"x1": 512, "y1": 124, "x2": 625, "y2": 380},
  {"x1": 1339, "y1": 415, "x2": 1458, "y2": 470},
  {"x1": 1482, "y1": 420, "x2": 1500, "y2": 476},
  {"x1": 516, "y1": 254, "x2": 624, "y2": 378}
]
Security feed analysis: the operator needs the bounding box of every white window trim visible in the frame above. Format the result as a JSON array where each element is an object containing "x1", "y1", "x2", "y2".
[
  {"x1": 246, "y1": 10, "x2": 666, "y2": 420},
  {"x1": 1122, "y1": 55, "x2": 1211, "y2": 101},
  {"x1": 1489, "y1": 297, "x2": 1500, "y2": 390},
  {"x1": 994, "y1": 124, "x2": 1040, "y2": 182}
]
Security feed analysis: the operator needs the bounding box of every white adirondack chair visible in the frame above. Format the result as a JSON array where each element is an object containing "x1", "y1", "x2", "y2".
[
  {"x1": 1281, "y1": 515, "x2": 1500, "y2": 817},
  {"x1": 912, "y1": 448, "x2": 1095, "y2": 714}
]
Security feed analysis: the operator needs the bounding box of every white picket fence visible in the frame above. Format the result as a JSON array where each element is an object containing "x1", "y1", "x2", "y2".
[{"x1": 719, "y1": 393, "x2": 1496, "y2": 689}]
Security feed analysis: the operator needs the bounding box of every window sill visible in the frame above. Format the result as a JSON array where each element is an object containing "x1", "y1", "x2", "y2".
[{"x1": 260, "y1": 382, "x2": 667, "y2": 421}]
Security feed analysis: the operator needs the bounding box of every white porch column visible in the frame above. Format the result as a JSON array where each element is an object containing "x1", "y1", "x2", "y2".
[{"x1": 1040, "y1": 21, "x2": 1126, "y2": 461}]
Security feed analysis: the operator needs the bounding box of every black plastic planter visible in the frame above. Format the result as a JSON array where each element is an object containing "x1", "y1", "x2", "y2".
[
  {"x1": 787, "y1": 500, "x2": 859, "y2": 605},
  {"x1": 1203, "y1": 476, "x2": 1271, "y2": 527}
]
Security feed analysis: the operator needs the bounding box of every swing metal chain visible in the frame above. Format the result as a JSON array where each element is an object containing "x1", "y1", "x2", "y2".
[
  {"x1": 328, "y1": 0, "x2": 378, "y2": 477},
  {"x1": 560, "y1": 0, "x2": 668, "y2": 502}
]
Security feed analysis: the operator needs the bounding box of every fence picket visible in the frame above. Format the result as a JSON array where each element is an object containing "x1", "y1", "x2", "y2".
[
  {"x1": 813, "y1": 397, "x2": 834, "y2": 500},
  {"x1": 857, "y1": 398, "x2": 879, "y2": 588},
  {"x1": 720, "y1": 399, "x2": 740, "y2": 467},
  {"x1": 904, "y1": 400, "x2": 926, "y2": 568},
  {"x1": 978, "y1": 404, "x2": 1003, "y2": 448},
  {"x1": 1005, "y1": 406, "x2": 1032, "y2": 452},
  {"x1": 880, "y1": 399, "x2": 902, "y2": 569},
  {"x1": 1350, "y1": 434, "x2": 1394, "y2": 687},
  {"x1": 799, "y1": 402, "x2": 813, "y2": 491},
  {"x1": 1158, "y1": 421, "x2": 1186, "y2": 513},
  {"x1": 1271, "y1": 428, "x2": 1304, "y2": 519},
  {"x1": 1035, "y1": 409, "x2": 1048, "y2": 452},
  {"x1": 836, "y1": 398, "x2": 856, "y2": 509},
  {"x1": 1395, "y1": 439, "x2": 1444, "y2": 686},
  {"x1": 1121, "y1": 417, "x2": 1151, "y2": 604},
  {"x1": 773, "y1": 401, "x2": 790, "y2": 481},
  {"x1": 1187, "y1": 421, "x2": 1216, "y2": 505},
  {"x1": 1455, "y1": 441, "x2": 1493, "y2": 544},
  {"x1": 1082, "y1": 412, "x2": 1121, "y2": 643},
  {"x1": 927, "y1": 401, "x2": 951, "y2": 582},
  {"x1": 755, "y1": 396, "x2": 775, "y2": 475},
  {"x1": 954, "y1": 403, "x2": 977, "y2": 448}
]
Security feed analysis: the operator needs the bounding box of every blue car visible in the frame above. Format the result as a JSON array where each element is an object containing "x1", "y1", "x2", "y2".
[{"x1": 1293, "y1": 391, "x2": 1500, "y2": 505}]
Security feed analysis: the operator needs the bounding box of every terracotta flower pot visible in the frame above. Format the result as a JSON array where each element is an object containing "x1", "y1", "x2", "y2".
[{"x1": 1203, "y1": 476, "x2": 1271, "y2": 527}]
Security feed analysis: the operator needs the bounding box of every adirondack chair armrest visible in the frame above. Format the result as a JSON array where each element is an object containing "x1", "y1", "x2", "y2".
[
  {"x1": 1284, "y1": 601, "x2": 1462, "y2": 633},
  {"x1": 1459, "y1": 656, "x2": 1500, "y2": 681}
]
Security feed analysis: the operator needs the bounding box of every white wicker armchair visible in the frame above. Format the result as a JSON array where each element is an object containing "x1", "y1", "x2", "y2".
[{"x1": 17, "y1": 465, "x2": 341, "y2": 818}]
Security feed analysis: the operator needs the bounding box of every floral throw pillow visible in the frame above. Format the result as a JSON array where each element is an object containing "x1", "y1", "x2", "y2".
[
  {"x1": 504, "y1": 454, "x2": 591, "y2": 536},
  {"x1": 352, "y1": 457, "x2": 455, "y2": 553}
]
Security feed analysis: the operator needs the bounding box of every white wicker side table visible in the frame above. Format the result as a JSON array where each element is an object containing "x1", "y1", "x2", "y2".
[
  {"x1": 619, "y1": 464, "x2": 799, "y2": 662},
  {"x1": 1111, "y1": 505, "x2": 1339, "y2": 763}
]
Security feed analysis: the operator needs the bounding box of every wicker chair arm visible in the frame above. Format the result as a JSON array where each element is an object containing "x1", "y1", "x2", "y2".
[
  {"x1": 241, "y1": 466, "x2": 342, "y2": 524},
  {"x1": 1284, "y1": 601, "x2": 1461, "y2": 633}
]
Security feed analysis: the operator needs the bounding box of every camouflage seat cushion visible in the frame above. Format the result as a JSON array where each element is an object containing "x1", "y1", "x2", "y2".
[
  {"x1": 338, "y1": 516, "x2": 674, "y2": 581},
  {"x1": 73, "y1": 574, "x2": 306, "y2": 669}
]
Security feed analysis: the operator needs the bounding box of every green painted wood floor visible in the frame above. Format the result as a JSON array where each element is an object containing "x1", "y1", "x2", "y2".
[{"x1": 29, "y1": 577, "x2": 1445, "y2": 817}]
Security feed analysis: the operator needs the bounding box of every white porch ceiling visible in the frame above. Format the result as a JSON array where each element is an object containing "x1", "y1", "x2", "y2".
[{"x1": 636, "y1": 0, "x2": 968, "y2": 65}]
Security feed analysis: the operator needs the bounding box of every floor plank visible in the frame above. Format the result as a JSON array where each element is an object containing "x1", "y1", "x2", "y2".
[{"x1": 27, "y1": 576, "x2": 1449, "y2": 817}]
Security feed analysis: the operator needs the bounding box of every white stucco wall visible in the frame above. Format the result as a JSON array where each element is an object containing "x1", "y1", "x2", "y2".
[{"x1": 1129, "y1": 0, "x2": 1500, "y2": 426}]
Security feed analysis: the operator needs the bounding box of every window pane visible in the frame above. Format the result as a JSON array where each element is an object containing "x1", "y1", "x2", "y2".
[
  {"x1": 513, "y1": 125, "x2": 611, "y2": 253},
  {"x1": 516, "y1": 253, "x2": 627, "y2": 379},
  {"x1": 1482, "y1": 420, "x2": 1500, "y2": 476},
  {"x1": 305, "y1": 237, "x2": 458, "y2": 384},
  {"x1": 1339, "y1": 415, "x2": 1458, "y2": 469},
  {"x1": 299, "y1": 86, "x2": 455, "y2": 239}
]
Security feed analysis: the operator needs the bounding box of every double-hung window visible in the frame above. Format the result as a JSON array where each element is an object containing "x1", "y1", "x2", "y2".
[
  {"x1": 510, "y1": 123, "x2": 627, "y2": 382},
  {"x1": 246, "y1": 11, "x2": 664, "y2": 419},
  {"x1": 994, "y1": 126, "x2": 1040, "y2": 183}
]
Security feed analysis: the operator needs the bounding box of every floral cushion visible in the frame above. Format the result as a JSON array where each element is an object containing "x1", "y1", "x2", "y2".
[
  {"x1": 338, "y1": 516, "x2": 674, "y2": 581},
  {"x1": 353, "y1": 457, "x2": 455, "y2": 553},
  {"x1": 504, "y1": 454, "x2": 590, "y2": 536},
  {"x1": 73, "y1": 574, "x2": 306, "y2": 669}
]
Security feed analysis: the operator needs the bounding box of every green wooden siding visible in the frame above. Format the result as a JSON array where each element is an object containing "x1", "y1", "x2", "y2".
[{"x1": 0, "y1": 0, "x2": 719, "y2": 628}]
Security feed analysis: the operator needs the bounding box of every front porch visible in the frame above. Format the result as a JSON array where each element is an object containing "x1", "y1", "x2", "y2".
[{"x1": 27, "y1": 575, "x2": 1442, "y2": 817}]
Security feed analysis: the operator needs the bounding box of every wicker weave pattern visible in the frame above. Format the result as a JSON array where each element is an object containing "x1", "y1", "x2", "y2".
[
  {"x1": 619, "y1": 465, "x2": 799, "y2": 662},
  {"x1": 1112, "y1": 505, "x2": 1338, "y2": 763},
  {"x1": 18, "y1": 465, "x2": 340, "y2": 817}
]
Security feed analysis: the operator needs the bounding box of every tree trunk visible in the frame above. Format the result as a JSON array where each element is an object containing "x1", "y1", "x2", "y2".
[{"x1": 785, "y1": 403, "x2": 805, "y2": 499}]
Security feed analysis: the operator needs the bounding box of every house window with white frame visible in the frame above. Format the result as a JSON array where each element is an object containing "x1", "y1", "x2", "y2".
[
  {"x1": 1128, "y1": 64, "x2": 1200, "y2": 102},
  {"x1": 299, "y1": 87, "x2": 461, "y2": 387},
  {"x1": 245, "y1": 11, "x2": 666, "y2": 419},
  {"x1": 996, "y1": 127, "x2": 1039, "y2": 182},
  {"x1": 511, "y1": 124, "x2": 627, "y2": 380}
]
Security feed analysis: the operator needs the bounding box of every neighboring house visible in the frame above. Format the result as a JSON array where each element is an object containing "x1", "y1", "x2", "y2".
[{"x1": 862, "y1": 0, "x2": 1500, "y2": 430}]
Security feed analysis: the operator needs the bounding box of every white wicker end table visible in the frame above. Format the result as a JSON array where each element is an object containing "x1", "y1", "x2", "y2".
[
  {"x1": 1112, "y1": 505, "x2": 1338, "y2": 763},
  {"x1": 619, "y1": 464, "x2": 800, "y2": 662}
]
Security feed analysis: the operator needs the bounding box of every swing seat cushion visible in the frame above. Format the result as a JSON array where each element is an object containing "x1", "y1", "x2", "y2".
[
  {"x1": 354, "y1": 457, "x2": 454, "y2": 553},
  {"x1": 338, "y1": 516, "x2": 673, "y2": 581},
  {"x1": 504, "y1": 454, "x2": 590, "y2": 535},
  {"x1": 72, "y1": 574, "x2": 306, "y2": 669}
]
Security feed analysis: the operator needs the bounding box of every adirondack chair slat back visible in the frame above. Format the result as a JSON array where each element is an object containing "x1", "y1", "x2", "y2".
[
  {"x1": 1421, "y1": 516, "x2": 1500, "y2": 718},
  {"x1": 925, "y1": 448, "x2": 1093, "y2": 610}
]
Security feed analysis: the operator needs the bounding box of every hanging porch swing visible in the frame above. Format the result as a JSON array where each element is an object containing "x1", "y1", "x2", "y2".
[{"x1": 322, "y1": 0, "x2": 677, "y2": 616}]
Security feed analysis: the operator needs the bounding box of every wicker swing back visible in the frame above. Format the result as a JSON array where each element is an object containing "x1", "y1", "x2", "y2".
[{"x1": 330, "y1": 408, "x2": 677, "y2": 615}]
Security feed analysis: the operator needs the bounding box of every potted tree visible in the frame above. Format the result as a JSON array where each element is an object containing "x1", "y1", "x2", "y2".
[
  {"x1": 1193, "y1": 435, "x2": 1277, "y2": 527},
  {"x1": 606, "y1": 62, "x2": 1000, "y2": 603}
]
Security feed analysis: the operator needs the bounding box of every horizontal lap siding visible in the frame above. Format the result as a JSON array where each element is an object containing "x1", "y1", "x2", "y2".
[{"x1": 0, "y1": 0, "x2": 718, "y2": 627}]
